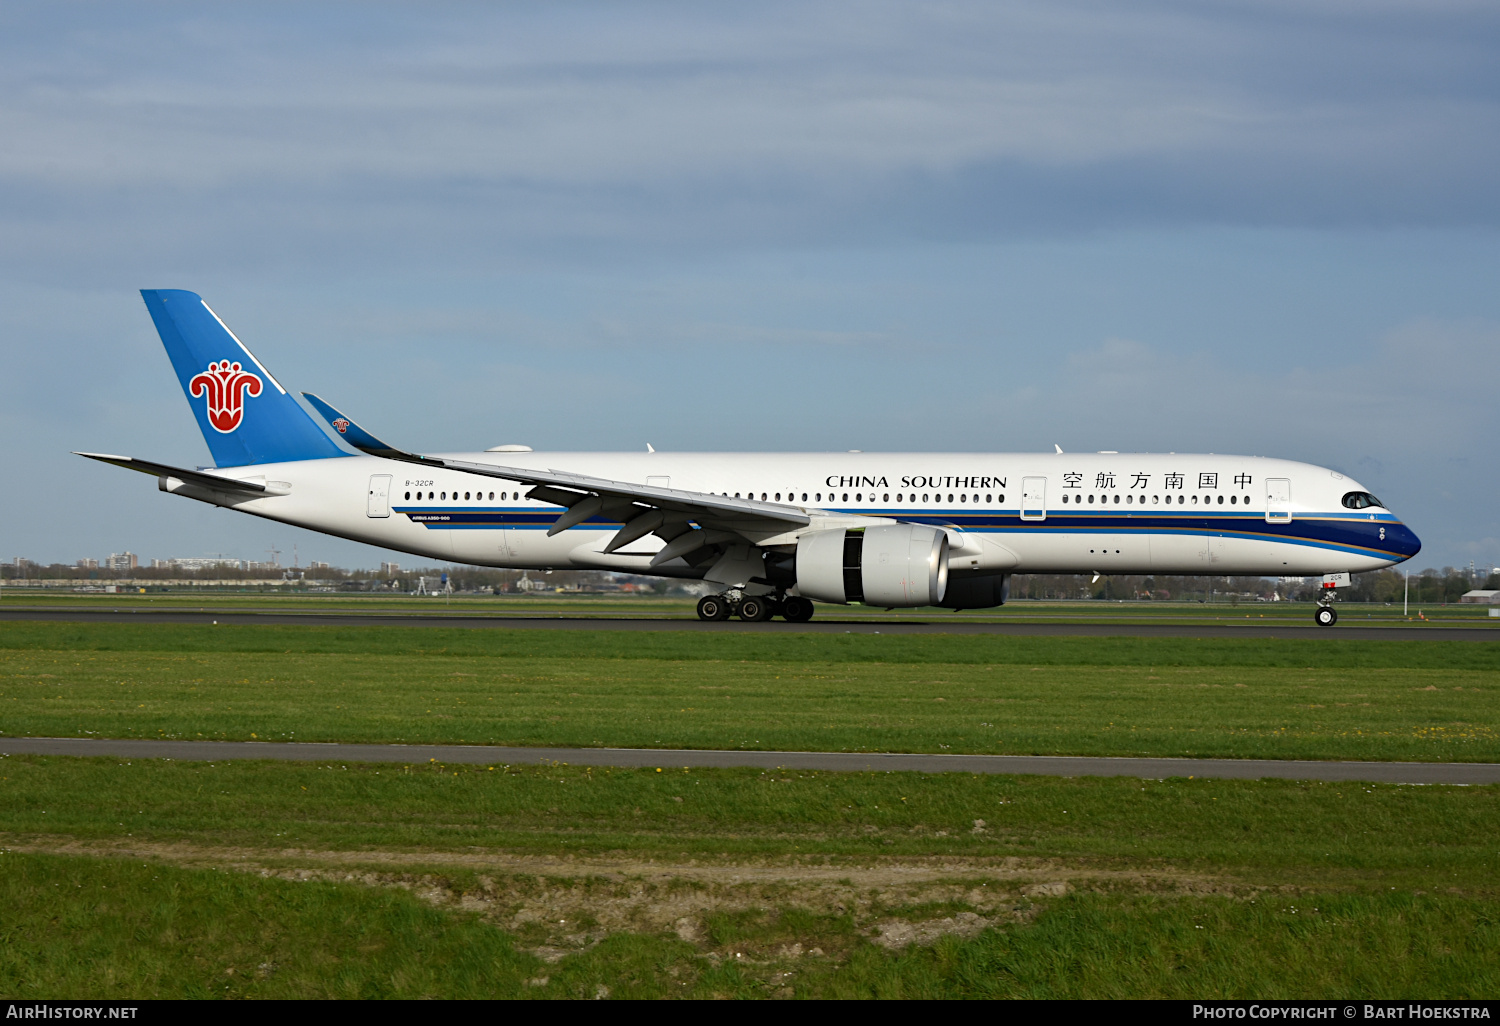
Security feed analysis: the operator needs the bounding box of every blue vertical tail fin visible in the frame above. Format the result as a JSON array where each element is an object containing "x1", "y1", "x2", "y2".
[{"x1": 141, "y1": 289, "x2": 348, "y2": 467}]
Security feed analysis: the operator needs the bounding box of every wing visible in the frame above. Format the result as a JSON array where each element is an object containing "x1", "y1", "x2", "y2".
[
  {"x1": 303, "y1": 393, "x2": 830, "y2": 565},
  {"x1": 75, "y1": 452, "x2": 272, "y2": 495}
]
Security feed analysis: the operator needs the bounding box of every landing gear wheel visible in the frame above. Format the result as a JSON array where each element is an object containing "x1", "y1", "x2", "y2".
[
  {"x1": 781, "y1": 596, "x2": 815, "y2": 623},
  {"x1": 697, "y1": 595, "x2": 731, "y2": 621},
  {"x1": 1315, "y1": 605, "x2": 1338, "y2": 627},
  {"x1": 738, "y1": 596, "x2": 773, "y2": 622}
]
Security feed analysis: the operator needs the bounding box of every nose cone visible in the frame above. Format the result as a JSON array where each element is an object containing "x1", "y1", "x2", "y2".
[{"x1": 1387, "y1": 520, "x2": 1422, "y2": 561}]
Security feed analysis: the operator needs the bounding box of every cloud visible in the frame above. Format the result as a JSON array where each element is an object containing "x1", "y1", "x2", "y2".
[
  {"x1": 1, "y1": 0, "x2": 1498, "y2": 281},
  {"x1": 2, "y1": 3, "x2": 1497, "y2": 568}
]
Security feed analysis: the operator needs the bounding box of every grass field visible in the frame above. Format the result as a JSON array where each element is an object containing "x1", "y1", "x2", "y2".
[
  {"x1": 2, "y1": 619, "x2": 1497, "y2": 998},
  {"x1": 2, "y1": 756, "x2": 1497, "y2": 998},
  {"x1": 1, "y1": 622, "x2": 1496, "y2": 761},
  {"x1": 7, "y1": 847, "x2": 1495, "y2": 999}
]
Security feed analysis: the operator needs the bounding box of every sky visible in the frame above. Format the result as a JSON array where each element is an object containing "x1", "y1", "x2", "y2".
[{"x1": 2, "y1": 1, "x2": 1498, "y2": 572}]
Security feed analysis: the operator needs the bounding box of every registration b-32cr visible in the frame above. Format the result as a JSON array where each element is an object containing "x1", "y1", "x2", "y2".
[{"x1": 79, "y1": 290, "x2": 1421, "y2": 626}]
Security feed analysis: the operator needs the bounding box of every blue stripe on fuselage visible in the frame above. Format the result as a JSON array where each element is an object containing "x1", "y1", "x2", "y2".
[{"x1": 391, "y1": 506, "x2": 1418, "y2": 561}]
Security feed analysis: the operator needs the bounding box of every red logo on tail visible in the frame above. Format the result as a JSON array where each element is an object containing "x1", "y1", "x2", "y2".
[
  {"x1": 332, "y1": 418, "x2": 351, "y2": 434},
  {"x1": 189, "y1": 360, "x2": 263, "y2": 433}
]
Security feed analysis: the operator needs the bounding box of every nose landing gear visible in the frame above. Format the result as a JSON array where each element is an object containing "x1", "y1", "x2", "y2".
[{"x1": 1314, "y1": 604, "x2": 1338, "y2": 627}]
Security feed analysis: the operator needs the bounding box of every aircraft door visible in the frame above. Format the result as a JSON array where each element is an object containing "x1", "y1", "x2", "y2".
[
  {"x1": 366, "y1": 475, "x2": 392, "y2": 518},
  {"x1": 1265, "y1": 478, "x2": 1291, "y2": 523},
  {"x1": 1020, "y1": 477, "x2": 1047, "y2": 521}
]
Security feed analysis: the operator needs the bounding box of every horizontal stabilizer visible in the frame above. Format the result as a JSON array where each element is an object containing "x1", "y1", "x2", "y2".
[{"x1": 75, "y1": 452, "x2": 269, "y2": 494}]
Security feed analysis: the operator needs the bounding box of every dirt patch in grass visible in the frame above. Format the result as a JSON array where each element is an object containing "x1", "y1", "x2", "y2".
[{"x1": 0, "y1": 832, "x2": 1255, "y2": 964}]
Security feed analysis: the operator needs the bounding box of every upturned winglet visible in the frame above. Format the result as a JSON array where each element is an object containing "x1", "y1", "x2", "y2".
[{"x1": 301, "y1": 393, "x2": 437, "y2": 465}]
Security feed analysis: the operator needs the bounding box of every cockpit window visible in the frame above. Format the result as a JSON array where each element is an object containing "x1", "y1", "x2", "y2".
[{"x1": 1342, "y1": 491, "x2": 1384, "y2": 510}]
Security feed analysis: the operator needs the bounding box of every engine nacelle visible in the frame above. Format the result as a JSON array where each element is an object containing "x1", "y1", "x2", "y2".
[
  {"x1": 940, "y1": 572, "x2": 1009, "y2": 610},
  {"x1": 795, "y1": 524, "x2": 948, "y2": 606}
]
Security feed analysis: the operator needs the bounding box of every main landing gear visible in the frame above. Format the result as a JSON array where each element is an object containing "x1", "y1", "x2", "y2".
[
  {"x1": 1314, "y1": 604, "x2": 1338, "y2": 627},
  {"x1": 696, "y1": 592, "x2": 815, "y2": 623}
]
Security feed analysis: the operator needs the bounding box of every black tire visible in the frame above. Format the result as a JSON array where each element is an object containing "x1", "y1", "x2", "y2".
[
  {"x1": 781, "y1": 596, "x2": 815, "y2": 622},
  {"x1": 697, "y1": 595, "x2": 731, "y2": 621},
  {"x1": 738, "y1": 596, "x2": 772, "y2": 622},
  {"x1": 1315, "y1": 605, "x2": 1337, "y2": 627}
]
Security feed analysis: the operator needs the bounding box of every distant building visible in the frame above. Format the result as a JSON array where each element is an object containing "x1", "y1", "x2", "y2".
[
  {"x1": 168, "y1": 557, "x2": 244, "y2": 572},
  {"x1": 106, "y1": 552, "x2": 138, "y2": 572},
  {"x1": 380, "y1": 562, "x2": 400, "y2": 576},
  {"x1": 1460, "y1": 590, "x2": 1500, "y2": 604},
  {"x1": 76, "y1": 558, "x2": 99, "y2": 569},
  {"x1": 309, "y1": 561, "x2": 330, "y2": 570}
]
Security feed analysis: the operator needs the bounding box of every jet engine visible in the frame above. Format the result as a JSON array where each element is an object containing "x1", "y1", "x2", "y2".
[{"x1": 794, "y1": 524, "x2": 948, "y2": 606}]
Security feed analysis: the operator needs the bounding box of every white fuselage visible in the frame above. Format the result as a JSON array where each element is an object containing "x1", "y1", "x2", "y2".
[{"x1": 168, "y1": 450, "x2": 1420, "y2": 580}]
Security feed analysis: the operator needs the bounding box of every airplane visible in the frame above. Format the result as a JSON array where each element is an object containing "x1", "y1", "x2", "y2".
[{"x1": 78, "y1": 289, "x2": 1421, "y2": 626}]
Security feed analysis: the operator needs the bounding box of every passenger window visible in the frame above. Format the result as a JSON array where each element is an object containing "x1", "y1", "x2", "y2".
[
  {"x1": 1062, "y1": 494, "x2": 1068, "y2": 504},
  {"x1": 1113, "y1": 494, "x2": 1120, "y2": 504},
  {"x1": 1125, "y1": 495, "x2": 1132, "y2": 504},
  {"x1": 1191, "y1": 495, "x2": 1198, "y2": 505},
  {"x1": 801, "y1": 493, "x2": 808, "y2": 501},
  {"x1": 775, "y1": 493, "x2": 781, "y2": 501},
  {"x1": 883, "y1": 493, "x2": 889, "y2": 502},
  {"x1": 922, "y1": 493, "x2": 929, "y2": 503},
  {"x1": 1230, "y1": 495, "x2": 1237, "y2": 505},
  {"x1": 1217, "y1": 495, "x2": 1224, "y2": 505},
  {"x1": 947, "y1": 494, "x2": 954, "y2": 503},
  {"x1": 986, "y1": 494, "x2": 992, "y2": 503},
  {"x1": 440, "y1": 491, "x2": 446, "y2": 500},
  {"x1": 960, "y1": 494, "x2": 967, "y2": 503},
  {"x1": 998, "y1": 494, "x2": 1004, "y2": 503}
]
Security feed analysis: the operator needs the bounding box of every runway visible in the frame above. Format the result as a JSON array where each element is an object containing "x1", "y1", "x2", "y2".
[
  {"x1": 3, "y1": 736, "x2": 1495, "y2": 784},
  {"x1": 2, "y1": 606, "x2": 1496, "y2": 640}
]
